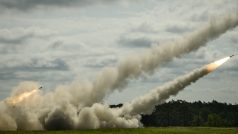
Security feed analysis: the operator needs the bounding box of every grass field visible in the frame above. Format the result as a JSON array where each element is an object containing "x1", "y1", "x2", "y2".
[{"x1": 1, "y1": 127, "x2": 238, "y2": 134}]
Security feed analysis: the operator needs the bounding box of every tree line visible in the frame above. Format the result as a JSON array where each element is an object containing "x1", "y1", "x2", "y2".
[
  {"x1": 110, "y1": 100, "x2": 238, "y2": 127},
  {"x1": 141, "y1": 100, "x2": 238, "y2": 127}
]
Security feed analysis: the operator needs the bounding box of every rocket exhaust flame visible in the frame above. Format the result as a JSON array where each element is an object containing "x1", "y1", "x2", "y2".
[
  {"x1": 5, "y1": 89, "x2": 38, "y2": 105},
  {"x1": 206, "y1": 57, "x2": 230, "y2": 73}
]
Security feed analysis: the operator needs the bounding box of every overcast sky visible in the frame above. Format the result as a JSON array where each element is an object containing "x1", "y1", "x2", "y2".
[{"x1": 0, "y1": 0, "x2": 238, "y2": 104}]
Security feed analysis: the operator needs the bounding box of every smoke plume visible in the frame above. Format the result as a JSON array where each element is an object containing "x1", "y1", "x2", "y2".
[
  {"x1": 0, "y1": 13, "x2": 238, "y2": 130},
  {"x1": 88, "y1": 13, "x2": 238, "y2": 104},
  {"x1": 120, "y1": 67, "x2": 209, "y2": 116},
  {"x1": 119, "y1": 56, "x2": 231, "y2": 119}
]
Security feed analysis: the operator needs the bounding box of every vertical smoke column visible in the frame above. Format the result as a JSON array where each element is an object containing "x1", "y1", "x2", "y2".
[{"x1": 120, "y1": 57, "x2": 231, "y2": 116}]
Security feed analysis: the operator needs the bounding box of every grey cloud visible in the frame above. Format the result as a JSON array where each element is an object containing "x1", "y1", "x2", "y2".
[
  {"x1": 0, "y1": 34, "x2": 32, "y2": 54},
  {"x1": 130, "y1": 23, "x2": 158, "y2": 34},
  {"x1": 29, "y1": 58, "x2": 69, "y2": 71},
  {"x1": 118, "y1": 36, "x2": 153, "y2": 48},
  {"x1": 166, "y1": 24, "x2": 192, "y2": 34},
  {"x1": 0, "y1": 33, "x2": 34, "y2": 45},
  {"x1": 0, "y1": 28, "x2": 54, "y2": 45},
  {"x1": 0, "y1": 58, "x2": 69, "y2": 80},
  {"x1": 49, "y1": 41, "x2": 64, "y2": 49},
  {"x1": 230, "y1": 37, "x2": 238, "y2": 44},
  {"x1": 223, "y1": 62, "x2": 238, "y2": 73},
  {"x1": 190, "y1": 10, "x2": 210, "y2": 22},
  {"x1": 84, "y1": 57, "x2": 117, "y2": 68},
  {"x1": 0, "y1": 72, "x2": 17, "y2": 81},
  {"x1": 229, "y1": 32, "x2": 238, "y2": 44},
  {"x1": 0, "y1": 28, "x2": 56, "y2": 54},
  {"x1": 0, "y1": 0, "x2": 128, "y2": 11},
  {"x1": 0, "y1": 0, "x2": 83, "y2": 11}
]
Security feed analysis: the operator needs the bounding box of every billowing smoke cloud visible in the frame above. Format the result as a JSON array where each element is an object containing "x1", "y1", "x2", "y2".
[
  {"x1": 0, "y1": 13, "x2": 238, "y2": 130},
  {"x1": 0, "y1": 57, "x2": 229, "y2": 130}
]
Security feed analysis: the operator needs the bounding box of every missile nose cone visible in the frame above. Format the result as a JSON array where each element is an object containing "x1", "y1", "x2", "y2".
[{"x1": 230, "y1": 55, "x2": 235, "y2": 58}]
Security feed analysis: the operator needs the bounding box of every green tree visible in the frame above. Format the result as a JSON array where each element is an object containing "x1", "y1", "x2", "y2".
[{"x1": 207, "y1": 113, "x2": 223, "y2": 127}]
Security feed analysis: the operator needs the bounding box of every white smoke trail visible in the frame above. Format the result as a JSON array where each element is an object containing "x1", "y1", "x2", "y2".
[
  {"x1": 89, "y1": 13, "x2": 238, "y2": 104},
  {"x1": 120, "y1": 57, "x2": 231, "y2": 116},
  {"x1": 120, "y1": 67, "x2": 208, "y2": 116}
]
